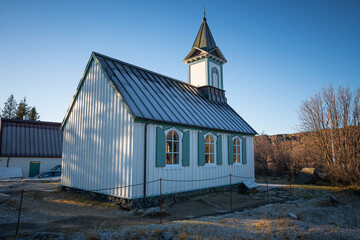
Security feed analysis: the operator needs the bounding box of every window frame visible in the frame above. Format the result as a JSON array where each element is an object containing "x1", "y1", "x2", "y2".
[
  {"x1": 211, "y1": 67, "x2": 219, "y2": 88},
  {"x1": 232, "y1": 136, "x2": 242, "y2": 165},
  {"x1": 164, "y1": 128, "x2": 183, "y2": 168},
  {"x1": 204, "y1": 132, "x2": 217, "y2": 166}
]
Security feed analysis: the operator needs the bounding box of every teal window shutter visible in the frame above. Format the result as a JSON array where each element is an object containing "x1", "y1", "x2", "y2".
[
  {"x1": 198, "y1": 131, "x2": 205, "y2": 166},
  {"x1": 217, "y1": 135, "x2": 222, "y2": 165},
  {"x1": 182, "y1": 131, "x2": 190, "y2": 166},
  {"x1": 242, "y1": 137, "x2": 247, "y2": 164},
  {"x1": 228, "y1": 135, "x2": 234, "y2": 165},
  {"x1": 156, "y1": 127, "x2": 165, "y2": 167}
]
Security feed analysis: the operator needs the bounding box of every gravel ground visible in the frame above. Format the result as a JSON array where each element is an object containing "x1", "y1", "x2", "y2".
[{"x1": 10, "y1": 187, "x2": 360, "y2": 240}]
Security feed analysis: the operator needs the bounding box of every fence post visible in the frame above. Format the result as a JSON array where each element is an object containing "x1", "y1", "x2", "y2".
[
  {"x1": 229, "y1": 174, "x2": 232, "y2": 212},
  {"x1": 289, "y1": 175, "x2": 292, "y2": 195},
  {"x1": 16, "y1": 189, "x2": 24, "y2": 235},
  {"x1": 159, "y1": 178, "x2": 162, "y2": 224},
  {"x1": 266, "y1": 176, "x2": 269, "y2": 202}
]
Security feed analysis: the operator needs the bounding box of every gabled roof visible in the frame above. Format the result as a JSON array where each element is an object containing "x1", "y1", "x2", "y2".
[
  {"x1": 183, "y1": 18, "x2": 227, "y2": 64},
  {"x1": 0, "y1": 118, "x2": 63, "y2": 157},
  {"x1": 62, "y1": 52, "x2": 256, "y2": 135}
]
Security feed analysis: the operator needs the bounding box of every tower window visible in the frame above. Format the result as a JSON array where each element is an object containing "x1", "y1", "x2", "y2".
[{"x1": 212, "y1": 68, "x2": 219, "y2": 88}]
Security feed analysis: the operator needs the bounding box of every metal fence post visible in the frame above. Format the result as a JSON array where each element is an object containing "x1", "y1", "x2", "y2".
[
  {"x1": 16, "y1": 189, "x2": 24, "y2": 235},
  {"x1": 229, "y1": 174, "x2": 232, "y2": 212},
  {"x1": 266, "y1": 176, "x2": 269, "y2": 202},
  {"x1": 159, "y1": 178, "x2": 162, "y2": 224},
  {"x1": 289, "y1": 176, "x2": 292, "y2": 195}
]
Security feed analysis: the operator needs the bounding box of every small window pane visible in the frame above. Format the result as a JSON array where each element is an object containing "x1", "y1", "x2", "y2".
[
  {"x1": 205, "y1": 144, "x2": 209, "y2": 153},
  {"x1": 237, "y1": 146, "x2": 240, "y2": 154},
  {"x1": 210, "y1": 154, "x2": 214, "y2": 163},
  {"x1": 173, "y1": 141, "x2": 179, "y2": 152},
  {"x1": 173, "y1": 131, "x2": 179, "y2": 140},
  {"x1": 205, "y1": 154, "x2": 209, "y2": 164},
  {"x1": 209, "y1": 135, "x2": 214, "y2": 143},
  {"x1": 167, "y1": 131, "x2": 172, "y2": 140},
  {"x1": 205, "y1": 135, "x2": 210, "y2": 143},
  {"x1": 166, "y1": 153, "x2": 172, "y2": 164},
  {"x1": 173, "y1": 153, "x2": 179, "y2": 164},
  {"x1": 166, "y1": 141, "x2": 172, "y2": 152}
]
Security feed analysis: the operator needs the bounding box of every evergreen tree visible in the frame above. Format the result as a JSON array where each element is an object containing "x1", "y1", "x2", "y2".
[
  {"x1": 1, "y1": 94, "x2": 17, "y2": 119},
  {"x1": 15, "y1": 97, "x2": 30, "y2": 120},
  {"x1": 28, "y1": 107, "x2": 40, "y2": 121}
]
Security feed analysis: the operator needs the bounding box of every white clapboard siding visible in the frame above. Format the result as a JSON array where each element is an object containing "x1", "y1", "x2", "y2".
[
  {"x1": 61, "y1": 60, "x2": 135, "y2": 199},
  {"x1": 132, "y1": 123, "x2": 255, "y2": 198}
]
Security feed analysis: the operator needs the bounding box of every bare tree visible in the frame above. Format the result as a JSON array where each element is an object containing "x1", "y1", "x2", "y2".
[{"x1": 298, "y1": 85, "x2": 360, "y2": 185}]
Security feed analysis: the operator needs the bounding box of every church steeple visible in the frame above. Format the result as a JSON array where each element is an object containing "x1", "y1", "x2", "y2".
[
  {"x1": 184, "y1": 16, "x2": 227, "y2": 89},
  {"x1": 192, "y1": 17, "x2": 217, "y2": 52}
]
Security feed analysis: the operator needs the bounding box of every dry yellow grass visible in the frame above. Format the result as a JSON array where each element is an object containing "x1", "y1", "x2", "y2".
[
  {"x1": 283, "y1": 184, "x2": 340, "y2": 191},
  {"x1": 253, "y1": 219, "x2": 271, "y2": 230},
  {"x1": 52, "y1": 198, "x2": 115, "y2": 207}
]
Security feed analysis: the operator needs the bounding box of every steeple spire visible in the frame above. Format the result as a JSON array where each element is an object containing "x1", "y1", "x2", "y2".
[{"x1": 183, "y1": 16, "x2": 226, "y2": 64}]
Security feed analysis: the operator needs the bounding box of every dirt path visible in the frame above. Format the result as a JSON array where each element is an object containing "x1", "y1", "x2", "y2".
[{"x1": 2, "y1": 179, "x2": 352, "y2": 239}]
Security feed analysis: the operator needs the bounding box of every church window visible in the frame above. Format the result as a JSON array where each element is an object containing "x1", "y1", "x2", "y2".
[
  {"x1": 233, "y1": 136, "x2": 242, "y2": 164},
  {"x1": 165, "y1": 129, "x2": 182, "y2": 165},
  {"x1": 205, "y1": 133, "x2": 216, "y2": 164}
]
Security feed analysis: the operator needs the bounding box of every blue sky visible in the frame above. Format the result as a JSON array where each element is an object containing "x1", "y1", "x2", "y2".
[{"x1": 0, "y1": 0, "x2": 359, "y2": 135}]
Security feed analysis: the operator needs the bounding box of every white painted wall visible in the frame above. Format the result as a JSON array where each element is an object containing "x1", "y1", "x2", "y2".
[
  {"x1": 61, "y1": 59, "x2": 136, "y2": 199},
  {"x1": 61, "y1": 58, "x2": 254, "y2": 200},
  {"x1": 132, "y1": 123, "x2": 255, "y2": 199},
  {"x1": 0, "y1": 157, "x2": 61, "y2": 177},
  {"x1": 189, "y1": 60, "x2": 207, "y2": 87}
]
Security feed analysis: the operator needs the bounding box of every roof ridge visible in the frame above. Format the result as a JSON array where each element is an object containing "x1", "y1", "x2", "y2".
[
  {"x1": 92, "y1": 52, "x2": 197, "y2": 88},
  {"x1": 0, "y1": 118, "x2": 61, "y2": 125}
]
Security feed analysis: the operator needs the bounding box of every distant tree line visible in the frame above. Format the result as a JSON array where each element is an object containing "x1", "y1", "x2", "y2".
[
  {"x1": 0, "y1": 94, "x2": 40, "y2": 121},
  {"x1": 255, "y1": 85, "x2": 360, "y2": 186}
]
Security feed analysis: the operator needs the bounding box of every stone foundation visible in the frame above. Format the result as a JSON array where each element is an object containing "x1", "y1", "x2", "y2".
[{"x1": 61, "y1": 183, "x2": 245, "y2": 209}]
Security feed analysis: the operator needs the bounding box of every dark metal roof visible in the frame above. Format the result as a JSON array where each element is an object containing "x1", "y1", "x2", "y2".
[
  {"x1": 92, "y1": 52, "x2": 256, "y2": 135},
  {"x1": 183, "y1": 17, "x2": 227, "y2": 63},
  {"x1": 192, "y1": 17, "x2": 217, "y2": 52},
  {"x1": 0, "y1": 118, "x2": 63, "y2": 157}
]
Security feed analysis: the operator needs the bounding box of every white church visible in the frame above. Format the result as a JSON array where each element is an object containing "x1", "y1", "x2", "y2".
[{"x1": 61, "y1": 16, "x2": 257, "y2": 206}]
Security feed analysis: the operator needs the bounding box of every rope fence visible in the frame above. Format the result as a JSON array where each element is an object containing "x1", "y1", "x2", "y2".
[{"x1": 1, "y1": 174, "x2": 287, "y2": 236}]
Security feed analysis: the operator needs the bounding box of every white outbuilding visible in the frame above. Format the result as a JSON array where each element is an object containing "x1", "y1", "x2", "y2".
[
  {"x1": 61, "y1": 16, "x2": 257, "y2": 206},
  {"x1": 0, "y1": 118, "x2": 62, "y2": 177}
]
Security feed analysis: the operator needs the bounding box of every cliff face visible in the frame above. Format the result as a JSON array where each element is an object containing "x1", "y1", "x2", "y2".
[{"x1": 255, "y1": 132, "x2": 309, "y2": 144}]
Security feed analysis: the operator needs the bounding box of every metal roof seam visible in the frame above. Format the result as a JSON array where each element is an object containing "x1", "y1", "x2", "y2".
[
  {"x1": 96, "y1": 57, "x2": 142, "y2": 117},
  {"x1": 141, "y1": 71, "x2": 183, "y2": 123},
  {"x1": 164, "y1": 78, "x2": 207, "y2": 126},
  {"x1": 156, "y1": 75, "x2": 199, "y2": 126},
  {"x1": 132, "y1": 68, "x2": 173, "y2": 122},
  {"x1": 121, "y1": 64, "x2": 161, "y2": 120}
]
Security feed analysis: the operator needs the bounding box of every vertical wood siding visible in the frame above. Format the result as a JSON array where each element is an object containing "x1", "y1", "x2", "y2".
[
  {"x1": 61, "y1": 60, "x2": 135, "y2": 199},
  {"x1": 133, "y1": 124, "x2": 255, "y2": 198}
]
